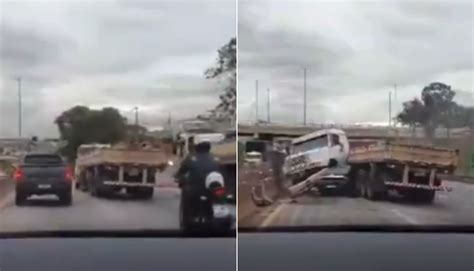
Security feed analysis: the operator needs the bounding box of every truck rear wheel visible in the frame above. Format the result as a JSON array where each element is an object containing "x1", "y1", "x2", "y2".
[
  {"x1": 366, "y1": 164, "x2": 387, "y2": 201},
  {"x1": 419, "y1": 190, "x2": 435, "y2": 203},
  {"x1": 126, "y1": 187, "x2": 154, "y2": 199},
  {"x1": 138, "y1": 187, "x2": 154, "y2": 200},
  {"x1": 366, "y1": 181, "x2": 386, "y2": 201},
  {"x1": 406, "y1": 189, "x2": 435, "y2": 204}
]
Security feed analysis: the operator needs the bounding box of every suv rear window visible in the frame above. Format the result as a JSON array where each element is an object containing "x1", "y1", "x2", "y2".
[{"x1": 24, "y1": 155, "x2": 63, "y2": 164}]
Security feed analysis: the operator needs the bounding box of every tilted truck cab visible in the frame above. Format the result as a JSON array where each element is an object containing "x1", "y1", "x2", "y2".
[{"x1": 283, "y1": 128, "x2": 351, "y2": 192}]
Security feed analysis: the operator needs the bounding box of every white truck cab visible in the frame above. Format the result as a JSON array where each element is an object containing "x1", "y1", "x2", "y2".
[{"x1": 283, "y1": 128, "x2": 350, "y2": 187}]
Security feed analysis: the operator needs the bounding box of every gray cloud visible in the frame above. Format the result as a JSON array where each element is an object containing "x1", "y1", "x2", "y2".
[
  {"x1": 238, "y1": 0, "x2": 473, "y2": 124},
  {"x1": 0, "y1": 0, "x2": 235, "y2": 138}
]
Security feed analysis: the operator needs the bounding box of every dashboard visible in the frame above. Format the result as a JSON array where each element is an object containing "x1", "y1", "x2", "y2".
[
  {"x1": 0, "y1": 237, "x2": 235, "y2": 271},
  {"x1": 238, "y1": 232, "x2": 474, "y2": 271}
]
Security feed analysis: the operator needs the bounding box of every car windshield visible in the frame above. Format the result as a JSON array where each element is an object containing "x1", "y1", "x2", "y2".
[
  {"x1": 237, "y1": 0, "x2": 474, "y2": 231},
  {"x1": 0, "y1": 0, "x2": 236, "y2": 237}
]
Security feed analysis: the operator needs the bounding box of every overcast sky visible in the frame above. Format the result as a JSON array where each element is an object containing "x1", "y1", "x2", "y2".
[
  {"x1": 0, "y1": 0, "x2": 235, "y2": 138},
  {"x1": 238, "y1": 0, "x2": 473, "y2": 125}
]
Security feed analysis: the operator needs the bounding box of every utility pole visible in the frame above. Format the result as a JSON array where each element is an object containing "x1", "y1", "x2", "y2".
[
  {"x1": 389, "y1": 91, "x2": 392, "y2": 127},
  {"x1": 17, "y1": 77, "x2": 22, "y2": 138},
  {"x1": 394, "y1": 84, "x2": 397, "y2": 108},
  {"x1": 303, "y1": 68, "x2": 307, "y2": 125},
  {"x1": 133, "y1": 107, "x2": 139, "y2": 141},
  {"x1": 267, "y1": 88, "x2": 271, "y2": 123},
  {"x1": 255, "y1": 80, "x2": 259, "y2": 123}
]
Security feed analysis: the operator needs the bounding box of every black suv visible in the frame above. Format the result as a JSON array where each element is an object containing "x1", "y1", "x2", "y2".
[{"x1": 14, "y1": 153, "x2": 73, "y2": 206}]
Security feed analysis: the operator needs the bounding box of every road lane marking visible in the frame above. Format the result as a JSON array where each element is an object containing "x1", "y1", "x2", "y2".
[
  {"x1": 390, "y1": 208, "x2": 420, "y2": 225},
  {"x1": 438, "y1": 194, "x2": 448, "y2": 200},
  {"x1": 290, "y1": 204, "x2": 304, "y2": 226},
  {"x1": 260, "y1": 204, "x2": 285, "y2": 228}
]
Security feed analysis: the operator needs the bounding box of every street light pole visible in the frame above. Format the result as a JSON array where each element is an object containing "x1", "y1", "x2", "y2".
[
  {"x1": 17, "y1": 78, "x2": 22, "y2": 138},
  {"x1": 267, "y1": 88, "x2": 270, "y2": 123},
  {"x1": 255, "y1": 80, "x2": 259, "y2": 123},
  {"x1": 133, "y1": 107, "x2": 139, "y2": 141},
  {"x1": 389, "y1": 91, "x2": 392, "y2": 127},
  {"x1": 304, "y1": 68, "x2": 307, "y2": 125}
]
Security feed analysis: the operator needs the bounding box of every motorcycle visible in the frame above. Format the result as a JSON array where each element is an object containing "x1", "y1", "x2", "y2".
[{"x1": 178, "y1": 172, "x2": 235, "y2": 235}]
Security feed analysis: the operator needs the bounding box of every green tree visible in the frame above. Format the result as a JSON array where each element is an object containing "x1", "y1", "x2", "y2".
[
  {"x1": 421, "y1": 82, "x2": 456, "y2": 139},
  {"x1": 205, "y1": 37, "x2": 236, "y2": 123},
  {"x1": 398, "y1": 82, "x2": 473, "y2": 140},
  {"x1": 397, "y1": 98, "x2": 429, "y2": 137},
  {"x1": 55, "y1": 106, "x2": 127, "y2": 161}
]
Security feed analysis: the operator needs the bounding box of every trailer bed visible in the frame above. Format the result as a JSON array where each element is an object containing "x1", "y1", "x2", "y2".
[
  {"x1": 76, "y1": 148, "x2": 169, "y2": 167},
  {"x1": 212, "y1": 140, "x2": 236, "y2": 165},
  {"x1": 348, "y1": 141, "x2": 458, "y2": 170}
]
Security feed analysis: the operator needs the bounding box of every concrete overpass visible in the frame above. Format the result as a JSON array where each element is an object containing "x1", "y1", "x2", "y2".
[{"x1": 238, "y1": 124, "x2": 471, "y2": 141}]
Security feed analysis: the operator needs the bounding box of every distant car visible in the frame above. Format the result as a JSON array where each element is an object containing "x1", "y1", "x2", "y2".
[{"x1": 14, "y1": 153, "x2": 73, "y2": 206}]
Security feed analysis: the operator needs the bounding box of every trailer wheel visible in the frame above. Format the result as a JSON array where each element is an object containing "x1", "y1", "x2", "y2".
[
  {"x1": 89, "y1": 181, "x2": 97, "y2": 197},
  {"x1": 356, "y1": 169, "x2": 368, "y2": 198},
  {"x1": 366, "y1": 164, "x2": 387, "y2": 201},
  {"x1": 406, "y1": 189, "x2": 435, "y2": 204},
  {"x1": 419, "y1": 190, "x2": 435, "y2": 203},
  {"x1": 345, "y1": 173, "x2": 360, "y2": 198},
  {"x1": 366, "y1": 181, "x2": 385, "y2": 201},
  {"x1": 138, "y1": 187, "x2": 154, "y2": 200}
]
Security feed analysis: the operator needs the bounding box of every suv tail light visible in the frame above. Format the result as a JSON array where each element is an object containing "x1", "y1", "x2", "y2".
[
  {"x1": 65, "y1": 166, "x2": 74, "y2": 182},
  {"x1": 212, "y1": 187, "x2": 226, "y2": 198},
  {"x1": 14, "y1": 167, "x2": 25, "y2": 182}
]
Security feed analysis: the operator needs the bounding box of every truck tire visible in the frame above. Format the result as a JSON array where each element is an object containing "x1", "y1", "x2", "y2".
[
  {"x1": 366, "y1": 181, "x2": 386, "y2": 201},
  {"x1": 356, "y1": 169, "x2": 368, "y2": 198},
  {"x1": 345, "y1": 173, "x2": 360, "y2": 198},
  {"x1": 407, "y1": 189, "x2": 435, "y2": 204},
  {"x1": 366, "y1": 164, "x2": 387, "y2": 201},
  {"x1": 89, "y1": 181, "x2": 97, "y2": 197},
  {"x1": 138, "y1": 187, "x2": 154, "y2": 200},
  {"x1": 418, "y1": 190, "x2": 435, "y2": 204}
]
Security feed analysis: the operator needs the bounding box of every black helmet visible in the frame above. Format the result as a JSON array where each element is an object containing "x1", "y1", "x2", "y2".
[{"x1": 195, "y1": 141, "x2": 211, "y2": 153}]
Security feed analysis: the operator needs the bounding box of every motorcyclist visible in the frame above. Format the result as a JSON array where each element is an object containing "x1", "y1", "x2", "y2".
[{"x1": 174, "y1": 140, "x2": 221, "y2": 222}]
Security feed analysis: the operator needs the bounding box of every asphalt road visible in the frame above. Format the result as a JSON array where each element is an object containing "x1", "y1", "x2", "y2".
[
  {"x1": 0, "y1": 187, "x2": 181, "y2": 232},
  {"x1": 243, "y1": 181, "x2": 474, "y2": 227},
  {"x1": 0, "y1": 164, "x2": 182, "y2": 232}
]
